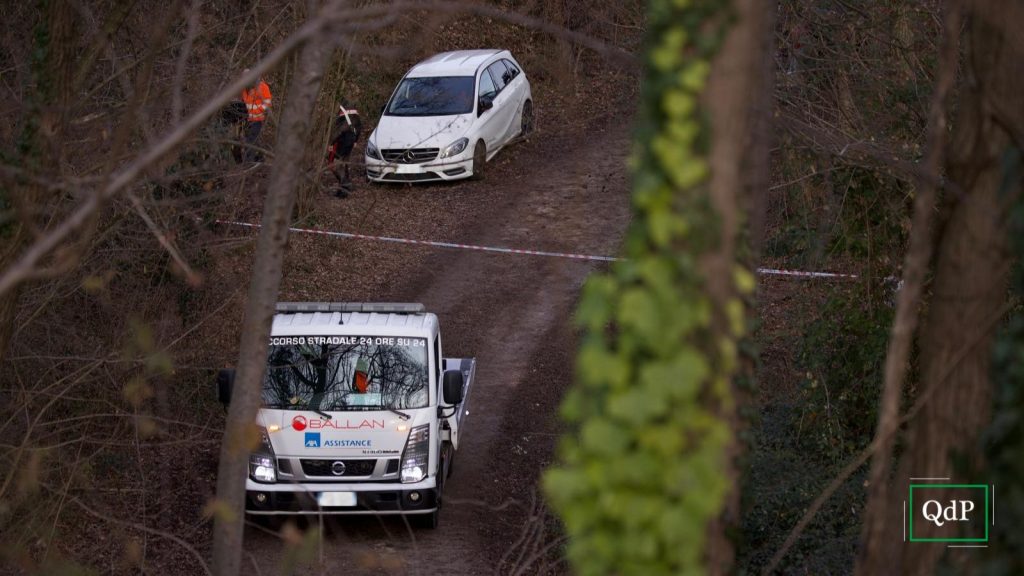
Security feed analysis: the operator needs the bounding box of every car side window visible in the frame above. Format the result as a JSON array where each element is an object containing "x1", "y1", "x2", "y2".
[
  {"x1": 498, "y1": 60, "x2": 518, "y2": 85},
  {"x1": 503, "y1": 59, "x2": 520, "y2": 81},
  {"x1": 478, "y1": 68, "x2": 497, "y2": 100},
  {"x1": 487, "y1": 62, "x2": 508, "y2": 93}
]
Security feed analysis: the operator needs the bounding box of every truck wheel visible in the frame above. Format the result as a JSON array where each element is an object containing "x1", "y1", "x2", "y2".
[{"x1": 470, "y1": 141, "x2": 486, "y2": 181}]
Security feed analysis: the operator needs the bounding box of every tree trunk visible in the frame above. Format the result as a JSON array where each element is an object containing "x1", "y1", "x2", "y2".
[
  {"x1": 858, "y1": 1, "x2": 1024, "y2": 573},
  {"x1": 209, "y1": 25, "x2": 332, "y2": 576},
  {"x1": 855, "y1": 3, "x2": 962, "y2": 574},
  {"x1": 899, "y1": 3, "x2": 1022, "y2": 571},
  {"x1": 0, "y1": 0, "x2": 75, "y2": 359},
  {"x1": 702, "y1": 0, "x2": 773, "y2": 572}
]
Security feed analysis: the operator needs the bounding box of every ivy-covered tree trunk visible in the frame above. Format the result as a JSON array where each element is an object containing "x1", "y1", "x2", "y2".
[
  {"x1": 702, "y1": 0, "x2": 773, "y2": 570},
  {"x1": 543, "y1": 0, "x2": 770, "y2": 573}
]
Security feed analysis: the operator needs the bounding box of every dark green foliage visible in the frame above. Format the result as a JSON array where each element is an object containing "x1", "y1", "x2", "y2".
[
  {"x1": 739, "y1": 285, "x2": 890, "y2": 574},
  {"x1": 766, "y1": 165, "x2": 909, "y2": 267},
  {"x1": 798, "y1": 291, "x2": 893, "y2": 462},
  {"x1": 740, "y1": 425, "x2": 865, "y2": 574},
  {"x1": 982, "y1": 150, "x2": 1024, "y2": 575}
]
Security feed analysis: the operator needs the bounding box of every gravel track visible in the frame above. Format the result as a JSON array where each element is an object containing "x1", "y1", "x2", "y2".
[{"x1": 239, "y1": 120, "x2": 632, "y2": 574}]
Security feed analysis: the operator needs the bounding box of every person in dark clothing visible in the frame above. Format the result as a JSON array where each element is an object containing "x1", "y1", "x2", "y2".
[
  {"x1": 327, "y1": 102, "x2": 362, "y2": 198},
  {"x1": 221, "y1": 100, "x2": 248, "y2": 163}
]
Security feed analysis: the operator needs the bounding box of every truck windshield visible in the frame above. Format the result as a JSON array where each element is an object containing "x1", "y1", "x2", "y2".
[
  {"x1": 385, "y1": 76, "x2": 475, "y2": 116},
  {"x1": 262, "y1": 336, "x2": 429, "y2": 411}
]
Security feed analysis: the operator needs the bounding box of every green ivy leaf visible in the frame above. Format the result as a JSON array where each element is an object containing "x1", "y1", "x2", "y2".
[
  {"x1": 617, "y1": 287, "x2": 661, "y2": 342},
  {"x1": 581, "y1": 417, "x2": 630, "y2": 456}
]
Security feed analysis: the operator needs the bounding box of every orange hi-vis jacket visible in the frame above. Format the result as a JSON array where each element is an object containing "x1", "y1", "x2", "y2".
[{"x1": 242, "y1": 81, "x2": 272, "y2": 122}]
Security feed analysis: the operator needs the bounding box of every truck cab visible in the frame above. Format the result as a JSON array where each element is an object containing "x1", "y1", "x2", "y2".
[{"x1": 217, "y1": 302, "x2": 474, "y2": 528}]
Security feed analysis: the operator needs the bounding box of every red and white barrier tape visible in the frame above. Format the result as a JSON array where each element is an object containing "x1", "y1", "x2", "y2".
[
  {"x1": 756, "y1": 267, "x2": 858, "y2": 280},
  {"x1": 216, "y1": 220, "x2": 862, "y2": 280}
]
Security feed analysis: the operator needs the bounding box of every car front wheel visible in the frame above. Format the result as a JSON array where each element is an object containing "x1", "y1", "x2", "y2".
[
  {"x1": 470, "y1": 141, "x2": 486, "y2": 181},
  {"x1": 520, "y1": 100, "x2": 533, "y2": 137}
]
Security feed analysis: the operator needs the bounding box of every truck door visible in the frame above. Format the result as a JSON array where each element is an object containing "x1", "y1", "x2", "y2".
[{"x1": 436, "y1": 334, "x2": 460, "y2": 449}]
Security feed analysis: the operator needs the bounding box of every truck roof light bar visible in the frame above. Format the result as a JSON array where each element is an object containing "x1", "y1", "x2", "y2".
[{"x1": 275, "y1": 302, "x2": 426, "y2": 314}]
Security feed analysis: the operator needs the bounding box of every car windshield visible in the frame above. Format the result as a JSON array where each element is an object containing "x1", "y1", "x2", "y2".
[
  {"x1": 386, "y1": 76, "x2": 475, "y2": 116},
  {"x1": 262, "y1": 336, "x2": 429, "y2": 411}
]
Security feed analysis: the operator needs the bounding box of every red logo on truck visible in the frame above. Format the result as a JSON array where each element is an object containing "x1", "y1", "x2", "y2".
[{"x1": 292, "y1": 415, "x2": 307, "y2": 431}]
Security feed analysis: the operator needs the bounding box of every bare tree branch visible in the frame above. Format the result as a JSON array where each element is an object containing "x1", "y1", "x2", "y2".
[
  {"x1": 855, "y1": 4, "x2": 963, "y2": 573},
  {"x1": 763, "y1": 297, "x2": 1014, "y2": 575},
  {"x1": 209, "y1": 6, "x2": 336, "y2": 575},
  {"x1": 57, "y1": 490, "x2": 212, "y2": 576},
  {"x1": 172, "y1": 0, "x2": 202, "y2": 125},
  {"x1": 126, "y1": 191, "x2": 201, "y2": 285},
  {"x1": 0, "y1": 11, "x2": 327, "y2": 298},
  {"x1": 0, "y1": 0, "x2": 637, "y2": 300}
]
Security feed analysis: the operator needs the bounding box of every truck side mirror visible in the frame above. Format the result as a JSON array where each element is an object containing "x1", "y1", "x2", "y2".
[
  {"x1": 442, "y1": 370, "x2": 464, "y2": 405},
  {"x1": 217, "y1": 368, "x2": 235, "y2": 405}
]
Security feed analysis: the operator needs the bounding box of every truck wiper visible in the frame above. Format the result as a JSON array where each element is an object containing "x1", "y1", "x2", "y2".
[
  {"x1": 312, "y1": 408, "x2": 332, "y2": 420},
  {"x1": 387, "y1": 407, "x2": 411, "y2": 421}
]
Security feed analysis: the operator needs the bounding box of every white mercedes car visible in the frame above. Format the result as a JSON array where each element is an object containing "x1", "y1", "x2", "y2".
[{"x1": 365, "y1": 49, "x2": 533, "y2": 183}]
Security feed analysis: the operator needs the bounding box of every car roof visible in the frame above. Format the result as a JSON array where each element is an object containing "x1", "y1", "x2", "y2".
[{"x1": 407, "y1": 49, "x2": 508, "y2": 77}]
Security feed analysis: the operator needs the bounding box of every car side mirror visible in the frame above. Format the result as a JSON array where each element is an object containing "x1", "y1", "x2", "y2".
[
  {"x1": 442, "y1": 370, "x2": 464, "y2": 405},
  {"x1": 217, "y1": 368, "x2": 235, "y2": 405},
  {"x1": 478, "y1": 98, "x2": 493, "y2": 116}
]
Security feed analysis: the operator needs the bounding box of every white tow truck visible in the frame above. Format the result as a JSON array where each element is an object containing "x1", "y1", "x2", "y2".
[{"x1": 216, "y1": 302, "x2": 474, "y2": 528}]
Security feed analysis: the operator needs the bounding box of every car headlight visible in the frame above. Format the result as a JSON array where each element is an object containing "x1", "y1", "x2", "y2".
[
  {"x1": 400, "y1": 424, "x2": 430, "y2": 483},
  {"x1": 249, "y1": 426, "x2": 276, "y2": 483},
  {"x1": 365, "y1": 140, "x2": 382, "y2": 160},
  {"x1": 438, "y1": 137, "x2": 469, "y2": 159}
]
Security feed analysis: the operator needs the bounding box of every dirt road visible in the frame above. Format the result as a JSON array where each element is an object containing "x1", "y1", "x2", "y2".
[{"x1": 238, "y1": 120, "x2": 632, "y2": 574}]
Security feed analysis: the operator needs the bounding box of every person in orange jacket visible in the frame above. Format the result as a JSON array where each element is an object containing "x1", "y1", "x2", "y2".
[{"x1": 241, "y1": 70, "x2": 272, "y2": 162}]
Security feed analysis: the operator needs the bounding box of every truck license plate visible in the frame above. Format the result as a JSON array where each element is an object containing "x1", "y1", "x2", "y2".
[
  {"x1": 317, "y1": 492, "x2": 357, "y2": 507},
  {"x1": 395, "y1": 164, "x2": 423, "y2": 174}
]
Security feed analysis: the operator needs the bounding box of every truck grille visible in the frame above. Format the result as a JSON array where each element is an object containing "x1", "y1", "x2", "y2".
[
  {"x1": 277, "y1": 459, "x2": 293, "y2": 474},
  {"x1": 381, "y1": 148, "x2": 438, "y2": 164},
  {"x1": 300, "y1": 459, "x2": 376, "y2": 477}
]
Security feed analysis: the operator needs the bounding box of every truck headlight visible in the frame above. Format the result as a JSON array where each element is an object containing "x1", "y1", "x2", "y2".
[
  {"x1": 400, "y1": 424, "x2": 430, "y2": 483},
  {"x1": 249, "y1": 426, "x2": 276, "y2": 483},
  {"x1": 250, "y1": 454, "x2": 277, "y2": 483},
  {"x1": 365, "y1": 140, "x2": 382, "y2": 160},
  {"x1": 438, "y1": 137, "x2": 468, "y2": 159}
]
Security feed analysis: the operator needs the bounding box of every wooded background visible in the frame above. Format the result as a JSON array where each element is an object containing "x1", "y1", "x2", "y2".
[{"x1": 0, "y1": 0, "x2": 1021, "y2": 574}]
